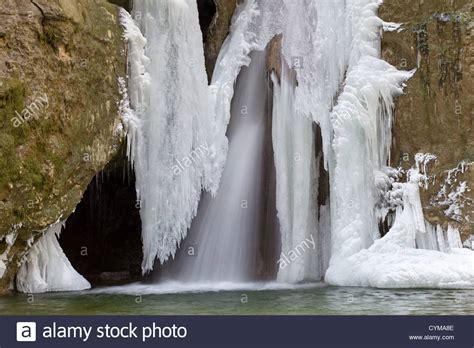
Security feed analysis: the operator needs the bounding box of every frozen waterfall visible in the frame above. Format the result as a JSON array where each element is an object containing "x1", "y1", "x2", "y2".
[{"x1": 122, "y1": 0, "x2": 474, "y2": 289}]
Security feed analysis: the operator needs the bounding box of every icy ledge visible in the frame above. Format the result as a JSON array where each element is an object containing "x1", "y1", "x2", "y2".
[
  {"x1": 325, "y1": 244, "x2": 474, "y2": 289},
  {"x1": 16, "y1": 222, "x2": 90, "y2": 293},
  {"x1": 326, "y1": 167, "x2": 474, "y2": 289}
]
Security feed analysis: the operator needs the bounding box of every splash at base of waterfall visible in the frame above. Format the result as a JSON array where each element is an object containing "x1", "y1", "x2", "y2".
[{"x1": 91, "y1": 281, "x2": 323, "y2": 296}]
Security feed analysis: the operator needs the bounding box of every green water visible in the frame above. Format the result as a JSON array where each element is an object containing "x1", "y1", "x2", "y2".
[{"x1": 0, "y1": 284, "x2": 472, "y2": 315}]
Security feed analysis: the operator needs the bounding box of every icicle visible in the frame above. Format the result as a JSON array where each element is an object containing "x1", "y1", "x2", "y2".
[{"x1": 0, "y1": 231, "x2": 18, "y2": 279}]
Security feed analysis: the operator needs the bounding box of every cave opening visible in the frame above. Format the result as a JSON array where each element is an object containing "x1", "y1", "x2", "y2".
[{"x1": 59, "y1": 152, "x2": 143, "y2": 285}]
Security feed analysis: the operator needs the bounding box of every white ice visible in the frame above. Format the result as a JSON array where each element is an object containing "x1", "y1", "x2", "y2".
[
  {"x1": 271, "y1": 63, "x2": 320, "y2": 282},
  {"x1": 0, "y1": 231, "x2": 18, "y2": 279},
  {"x1": 326, "y1": 167, "x2": 474, "y2": 289},
  {"x1": 16, "y1": 222, "x2": 90, "y2": 293},
  {"x1": 121, "y1": 2, "x2": 217, "y2": 272}
]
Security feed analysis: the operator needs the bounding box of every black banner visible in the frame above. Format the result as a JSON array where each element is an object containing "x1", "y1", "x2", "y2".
[{"x1": 1, "y1": 316, "x2": 472, "y2": 347}]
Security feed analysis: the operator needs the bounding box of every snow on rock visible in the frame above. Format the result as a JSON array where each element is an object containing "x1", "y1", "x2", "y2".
[
  {"x1": 432, "y1": 161, "x2": 473, "y2": 223},
  {"x1": 413, "y1": 152, "x2": 437, "y2": 189},
  {"x1": 16, "y1": 222, "x2": 90, "y2": 293}
]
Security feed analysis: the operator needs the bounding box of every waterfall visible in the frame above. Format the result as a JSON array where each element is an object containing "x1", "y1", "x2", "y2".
[
  {"x1": 162, "y1": 51, "x2": 270, "y2": 282},
  {"x1": 121, "y1": 0, "x2": 474, "y2": 289}
]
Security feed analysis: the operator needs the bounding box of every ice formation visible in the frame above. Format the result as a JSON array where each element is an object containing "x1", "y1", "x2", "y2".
[
  {"x1": 16, "y1": 222, "x2": 91, "y2": 293},
  {"x1": 121, "y1": 2, "x2": 217, "y2": 272},
  {"x1": 432, "y1": 161, "x2": 473, "y2": 223},
  {"x1": 271, "y1": 63, "x2": 321, "y2": 283},
  {"x1": 122, "y1": 0, "x2": 474, "y2": 288},
  {"x1": 325, "y1": 167, "x2": 474, "y2": 288},
  {"x1": 122, "y1": 0, "x2": 285, "y2": 273}
]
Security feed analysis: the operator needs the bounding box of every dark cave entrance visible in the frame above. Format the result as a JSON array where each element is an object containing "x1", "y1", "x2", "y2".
[
  {"x1": 197, "y1": 0, "x2": 217, "y2": 42},
  {"x1": 59, "y1": 153, "x2": 143, "y2": 285}
]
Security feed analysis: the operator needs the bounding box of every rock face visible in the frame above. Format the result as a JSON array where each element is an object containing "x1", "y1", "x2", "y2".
[
  {"x1": 203, "y1": 0, "x2": 238, "y2": 77},
  {"x1": 380, "y1": 0, "x2": 473, "y2": 240},
  {"x1": 0, "y1": 0, "x2": 126, "y2": 293},
  {"x1": 107, "y1": 0, "x2": 130, "y2": 12}
]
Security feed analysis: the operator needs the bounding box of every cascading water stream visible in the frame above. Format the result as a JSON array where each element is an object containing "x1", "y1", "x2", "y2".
[{"x1": 162, "y1": 51, "x2": 270, "y2": 283}]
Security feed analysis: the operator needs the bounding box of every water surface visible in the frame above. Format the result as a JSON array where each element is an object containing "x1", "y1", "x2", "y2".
[{"x1": 0, "y1": 283, "x2": 472, "y2": 315}]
